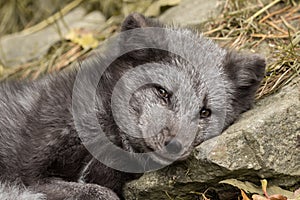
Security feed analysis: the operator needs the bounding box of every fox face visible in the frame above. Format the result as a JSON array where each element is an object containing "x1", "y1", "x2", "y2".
[
  {"x1": 81, "y1": 13, "x2": 266, "y2": 166},
  {"x1": 117, "y1": 61, "x2": 227, "y2": 163}
]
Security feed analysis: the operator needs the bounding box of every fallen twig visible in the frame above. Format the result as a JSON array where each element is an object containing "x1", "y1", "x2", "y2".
[
  {"x1": 246, "y1": 0, "x2": 282, "y2": 23},
  {"x1": 251, "y1": 33, "x2": 290, "y2": 38},
  {"x1": 20, "y1": 0, "x2": 84, "y2": 35},
  {"x1": 259, "y1": 5, "x2": 291, "y2": 23}
]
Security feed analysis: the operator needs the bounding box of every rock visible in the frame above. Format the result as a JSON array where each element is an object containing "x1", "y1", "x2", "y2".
[
  {"x1": 124, "y1": 78, "x2": 300, "y2": 200},
  {"x1": 0, "y1": 8, "x2": 105, "y2": 67},
  {"x1": 159, "y1": 0, "x2": 224, "y2": 26}
]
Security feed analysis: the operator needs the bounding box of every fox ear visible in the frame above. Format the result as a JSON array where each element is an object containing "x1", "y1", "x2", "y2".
[
  {"x1": 119, "y1": 13, "x2": 167, "y2": 63},
  {"x1": 224, "y1": 51, "x2": 266, "y2": 111},
  {"x1": 121, "y1": 13, "x2": 162, "y2": 31}
]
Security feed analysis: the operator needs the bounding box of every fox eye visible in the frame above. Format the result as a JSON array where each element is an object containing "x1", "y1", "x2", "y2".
[
  {"x1": 200, "y1": 107, "x2": 211, "y2": 118},
  {"x1": 157, "y1": 87, "x2": 170, "y2": 99}
]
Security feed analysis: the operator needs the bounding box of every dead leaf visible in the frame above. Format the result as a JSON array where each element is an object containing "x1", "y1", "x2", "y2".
[
  {"x1": 261, "y1": 179, "x2": 269, "y2": 198},
  {"x1": 241, "y1": 190, "x2": 251, "y2": 200},
  {"x1": 219, "y1": 179, "x2": 294, "y2": 199},
  {"x1": 252, "y1": 194, "x2": 268, "y2": 200},
  {"x1": 269, "y1": 194, "x2": 287, "y2": 200},
  {"x1": 66, "y1": 29, "x2": 98, "y2": 50},
  {"x1": 264, "y1": 185, "x2": 294, "y2": 198},
  {"x1": 220, "y1": 179, "x2": 262, "y2": 194},
  {"x1": 294, "y1": 188, "x2": 300, "y2": 198}
]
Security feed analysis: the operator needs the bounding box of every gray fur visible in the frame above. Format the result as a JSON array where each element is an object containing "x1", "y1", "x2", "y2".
[
  {"x1": 0, "y1": 13, "x2": 265, "y2": 199},
  {"x1": 0, "y1": 182, "x2": 46, "y2": 200}
]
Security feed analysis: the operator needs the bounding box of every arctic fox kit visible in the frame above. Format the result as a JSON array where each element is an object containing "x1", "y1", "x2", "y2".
[{"x1": 0, "y1": 13, "x2": 265, "y2": 200}]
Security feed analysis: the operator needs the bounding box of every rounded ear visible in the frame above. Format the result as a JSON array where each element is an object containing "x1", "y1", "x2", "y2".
[
  {"x1": 223, "y1": 51, "x2": 266, "y2": 111},
  {"x1": 119, "y1": 13, "x2": 168, "y2": 63},
  {"x1": 121, "y1": 13, "x2": 163, "y2": 31},
  {"x1": 224, "y1": 51, "x2": 266, "y2": 89}
]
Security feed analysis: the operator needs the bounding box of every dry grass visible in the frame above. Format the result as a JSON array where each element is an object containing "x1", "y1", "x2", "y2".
[
  {"x1": 0, "y1": 0, "x2": 74, "y2": 36},
  {"x1": 202, "y1": 0, "x2": 300, "y2": 99},
  {"x1": 0, "y1": 0, "x2": 299, "y2": 99}
]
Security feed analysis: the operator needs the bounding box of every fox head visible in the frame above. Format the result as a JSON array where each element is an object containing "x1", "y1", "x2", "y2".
[{"x1": 76, "y1": 13, "x2": 265, "y2": 168}]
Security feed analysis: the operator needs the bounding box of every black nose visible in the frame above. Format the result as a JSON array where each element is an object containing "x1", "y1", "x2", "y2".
[{"x1": 164, "y1": 139, "x2": 182, "y2": 154}]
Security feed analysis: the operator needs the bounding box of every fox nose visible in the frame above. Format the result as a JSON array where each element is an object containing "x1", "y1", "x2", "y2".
[{"x1": 164, "y1": 139, "x2": 182, "y2": 154}]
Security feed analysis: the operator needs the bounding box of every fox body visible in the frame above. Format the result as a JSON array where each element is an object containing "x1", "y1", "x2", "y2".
[{"x1": 0, "y1": 13, "x2": 265, "y2": 199}]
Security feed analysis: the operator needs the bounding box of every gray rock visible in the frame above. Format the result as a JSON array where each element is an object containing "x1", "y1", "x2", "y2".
[
  {"x1": 124, "y1": 78, "x2": 300, "y2": 200},
  {"x1": 0, "y1": 8, "x2": 105, "y2": 67},
  {"x1": 159, "y1": 0, "x2": 224, "y2": 26}
]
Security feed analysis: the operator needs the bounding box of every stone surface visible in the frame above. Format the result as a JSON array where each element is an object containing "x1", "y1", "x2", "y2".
[
  {"x1": 159, "y1": 0, "x2": 224, "y2": 26},
  {"x1": 0, "y1": 8, "x2": 105, "y2": 67},
  {"x1": 124, "y1": 78, "x2": 300, "y2": 200}
]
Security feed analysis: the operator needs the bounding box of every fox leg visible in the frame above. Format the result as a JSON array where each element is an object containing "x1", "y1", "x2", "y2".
[{"x1": 29, "y1": 178, "x2": 119, "y2": 200}]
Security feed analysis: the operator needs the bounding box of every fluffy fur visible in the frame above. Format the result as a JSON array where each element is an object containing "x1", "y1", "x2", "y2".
[
  {"x1": 0, "y1": 13, "x2": 265, "y2": 199},
  {"x1": 0, "y1": 183, "x2": 45, "y2": 200}
]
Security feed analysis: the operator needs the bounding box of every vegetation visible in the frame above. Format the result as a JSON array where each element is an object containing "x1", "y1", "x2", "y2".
[
  {"x1": 202, "y1": 0, "x2": 300, "y2": 99},
  {"x1": 0, "y1": 0, "x2": 299, "y2": 100}
]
